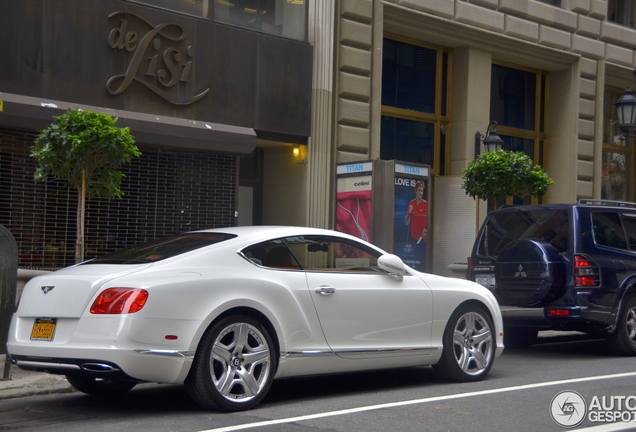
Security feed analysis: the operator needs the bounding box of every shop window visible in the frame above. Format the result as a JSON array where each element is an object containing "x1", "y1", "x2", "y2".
[
  {"x1": 490, "y1": 64, "x2": 549, "y2": 206},
  {"x1": 380, "y1": 36, "x2": 450, "y2": 174},
  {"x1": 214, "y1": 0, "x2": 307, "y2": 41},
  {"x1": 609, "y1": 0, "x2": 636, "y2": 27},
  {"x1": 602, "y1": 88, "x2": 633, "y2": 201}
]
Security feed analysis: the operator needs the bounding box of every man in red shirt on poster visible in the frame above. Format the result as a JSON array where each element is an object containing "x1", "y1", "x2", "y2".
[{"x1": 404, "y1": 180, "x2": 427, "y2": 244}]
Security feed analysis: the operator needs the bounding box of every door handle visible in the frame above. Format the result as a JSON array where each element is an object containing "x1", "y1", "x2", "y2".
[{"x1": 315, "y1": 286, "x2": 336, "y2": 295}]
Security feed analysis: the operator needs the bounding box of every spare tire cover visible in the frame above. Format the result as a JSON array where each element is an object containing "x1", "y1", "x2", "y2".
[{"x1": 494, "y1": 239, "x2": 565, "y2": 307}]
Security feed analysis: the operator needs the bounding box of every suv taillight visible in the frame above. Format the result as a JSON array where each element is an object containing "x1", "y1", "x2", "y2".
[{"x1": 574, "y1": 255, "x2": 600, "y2": 287}]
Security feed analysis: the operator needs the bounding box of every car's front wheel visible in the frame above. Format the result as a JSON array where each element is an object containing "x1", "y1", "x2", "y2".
[
  {"x1": 606, "y1": 294, "x2": 636, "y2": 356},
  {"x1": 65, "y1": 375, "x2": 137, "y2": 396},
  {"x1": 185, "y1": 315, "x2": 276, "y2": 411},
  {"x1": 433, "y1": 304, "x2": 495, "y2": 382}
]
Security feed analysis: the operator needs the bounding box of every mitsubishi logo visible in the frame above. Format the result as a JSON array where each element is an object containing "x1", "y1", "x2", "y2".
[
  {"x1": 514, "y1": 265, "x2": 527, "y2": 278},
  {"x1": 41, "y1": 286, "x2": 55, "y2": 294}
]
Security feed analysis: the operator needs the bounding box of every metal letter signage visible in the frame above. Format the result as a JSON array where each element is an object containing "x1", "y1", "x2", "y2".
[{"x1": 107, "y1": 12, "x2": 209, "y2": 105}]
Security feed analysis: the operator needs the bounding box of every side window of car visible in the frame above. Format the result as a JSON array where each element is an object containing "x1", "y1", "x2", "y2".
[
  {"x1": 241, "y1": 240, "x2": 301, "y2": 270},
  {"x1": 285, "y1": 236, "x2": 381, "y2": 273},
  {"x1": 621, "y1": 214, "x2": 636, "y2": 251},
  {"x1": 592, "y1": 212, "x2": 628, "y2": 250}
]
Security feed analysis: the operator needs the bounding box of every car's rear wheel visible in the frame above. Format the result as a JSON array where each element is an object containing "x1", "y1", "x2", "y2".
[
  {"x1": 65, "y1": 375, "x2": 137, "y2": 396},
  {"x1": 503, "y1": 326, "x2": 538, "y2": 349},
  {"x1": 433, "y1": 304, "x2": 495, "y2": 382},
  {"x1": 606, "y1": 294, "x2": 636, "y2": 356},
  {"x1": 185, "y1": 315, "x2": 276, "y2": 411}
]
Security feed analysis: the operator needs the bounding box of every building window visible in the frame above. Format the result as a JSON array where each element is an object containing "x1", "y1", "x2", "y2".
[
  {"x1": 537, "y1": 0, "x2": 562, "y2": 6},
  {"x1": 602, "y1": 88, "x2": 632, "y2": 201},
  {"x1": 490, "y1": 63, "x2": 549, "y2": 205},
  {"x1": 608, "y1": 0, "x2": 636, "y2": 27},
  {"x1": 380, "y1": 36, "x2": 450, "y2": 174},
  {"x1": 131, "y1": 0, "x2": 210, "y2": 18},
  {"x1": 214, "y1": 0, "x2": 307, "y2": 41},
  {"x1": 130, "y1": 0, "x2": 307, "y2": 41}
]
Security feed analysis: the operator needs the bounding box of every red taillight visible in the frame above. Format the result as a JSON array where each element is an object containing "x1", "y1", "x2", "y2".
[
  {"x1": 574, "y1": 255, "x2": 599, "y2": 287},
  {"x1": 90, "y1": 288, "x2": 149, "y2": 314},
  {"x1": 548, "y1": 309, "x2": 571, "y2": 316}
]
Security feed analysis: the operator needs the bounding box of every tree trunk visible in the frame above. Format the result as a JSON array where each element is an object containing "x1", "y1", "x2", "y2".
[{"x1": 76, "y1": 169, "x2": 86, "y2": 263}]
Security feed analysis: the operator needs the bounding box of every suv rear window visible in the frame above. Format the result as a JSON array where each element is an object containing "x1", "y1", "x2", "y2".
[
  {"x1": 478, "y1": 209, "x2": 570, "y2": 257},
  {"x1": 86, "y1": 233, "x2": 236, "y2": 264}
]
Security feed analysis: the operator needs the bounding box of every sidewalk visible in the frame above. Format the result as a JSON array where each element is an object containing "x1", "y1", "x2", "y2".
[{"x1": 0, "y1": 354, "x2": 74, "y2": 400}]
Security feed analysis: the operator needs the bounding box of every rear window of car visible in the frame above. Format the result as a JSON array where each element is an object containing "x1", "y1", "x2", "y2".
[
  {"x1": 478, "y1": 209, "x2": 570, "y2": 257},
  {"x1": 85, "y1": 233, "x2": 236, "y2": 264}
]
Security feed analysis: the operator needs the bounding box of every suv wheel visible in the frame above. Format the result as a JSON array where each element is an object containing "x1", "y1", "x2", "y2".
[
  {"x1": 606, "y1": 294, "x2": 636, "y2": 356},
  {"x1": 495, "y1": 239, "x2": 565, "y2": 307},
  {"x1": 503, "y1": 326, "x2": 538, "y2": 349}
]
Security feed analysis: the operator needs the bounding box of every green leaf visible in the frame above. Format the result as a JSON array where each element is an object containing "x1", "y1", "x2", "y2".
[{"x1": 461, "y1": 149, "x2": 553, "y2": 202}]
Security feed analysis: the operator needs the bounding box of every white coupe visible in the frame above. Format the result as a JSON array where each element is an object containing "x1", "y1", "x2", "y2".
[{"x1": 8, "y1": 226, "x2": 504, "y2": 411}]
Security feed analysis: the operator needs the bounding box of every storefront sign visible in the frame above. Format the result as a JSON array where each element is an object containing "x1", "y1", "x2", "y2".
[{"x1": 107, "y1": 12, "x2": 209, "y2": 105}]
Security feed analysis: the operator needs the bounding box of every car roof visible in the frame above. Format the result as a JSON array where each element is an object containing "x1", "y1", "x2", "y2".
[
  {"x1": 489, "y1": 200, "x2": 636, "y2": 215},
  {"x1": 191, "y1": 225, "x2": 379, "y2": 249},
  {"x1": 489, "y1": 203, "x2": 575, "y2": 214}
]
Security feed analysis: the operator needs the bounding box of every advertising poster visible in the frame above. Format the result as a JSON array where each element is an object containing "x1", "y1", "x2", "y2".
[
  {"x1": 393, "y1": 164, "x2": 429, "y2": 272},
  {"x1": 335, "y1": 162, "x2": 373, "y2": 243}
]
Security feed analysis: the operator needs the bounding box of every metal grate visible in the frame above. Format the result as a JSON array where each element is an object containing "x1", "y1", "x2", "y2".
[{"x1": 0, "y1": 128, "x2": 237, "y2": 269}]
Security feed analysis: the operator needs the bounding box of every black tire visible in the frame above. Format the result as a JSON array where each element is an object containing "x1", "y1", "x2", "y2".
[
  {"x1": 185, "y1": 315, "x2": 276, "y2": 412},
  {"x1": 503, "y1": 326, "x2": 538, "y2": 349},
  {"x1": 433, "y1": 304, "x2": 496, "y2": 382},
  {"x1": 65, "y1": 375, "x2": 137, "y2": 396},
  {"x1": 606, "y1": 295, "x2": 636, "y2": 356}
]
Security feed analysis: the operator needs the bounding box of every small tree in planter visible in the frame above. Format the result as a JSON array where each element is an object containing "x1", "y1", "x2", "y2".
[
  {"x1": 461, "y1": 149, "x2": 553, "y2": 210},
  {"x1": 31, "y1": 108, "x2": 141, "y2": 263}
]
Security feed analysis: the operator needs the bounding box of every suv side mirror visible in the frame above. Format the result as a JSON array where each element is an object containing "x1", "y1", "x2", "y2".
[{"x1": 378, "y1": 254, "x2": 406, "y2": 280}]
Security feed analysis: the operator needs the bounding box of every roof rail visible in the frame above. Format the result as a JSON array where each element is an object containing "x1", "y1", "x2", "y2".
[{"x1": 578, "y1": 199, "x2": 636, "y2": 208}]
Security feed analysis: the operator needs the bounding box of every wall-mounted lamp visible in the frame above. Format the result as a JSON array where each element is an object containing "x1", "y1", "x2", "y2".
[
  {"x1": 474, "y1": 120, "x2": 505, "y2": 158},
  {"x1": 292, "y1": 145, "x2": 300, "y2": 157},
  {"x1": 615, "y1": 70, "x2": 636, "y2": 138}
]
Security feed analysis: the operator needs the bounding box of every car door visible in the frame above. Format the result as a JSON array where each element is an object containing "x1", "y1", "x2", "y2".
[{"x1": 286, "y1": 235, "x2": 434, "y2": 359}]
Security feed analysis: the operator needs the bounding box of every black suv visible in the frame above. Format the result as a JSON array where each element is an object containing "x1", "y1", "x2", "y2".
[{"x1": 468, "y1": 199, "x2": 636, "y2": 355}]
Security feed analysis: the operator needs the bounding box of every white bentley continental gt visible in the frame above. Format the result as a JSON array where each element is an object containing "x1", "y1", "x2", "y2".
[{"x1": 7, "y1": 226, "x2": 504, "y2": 411}]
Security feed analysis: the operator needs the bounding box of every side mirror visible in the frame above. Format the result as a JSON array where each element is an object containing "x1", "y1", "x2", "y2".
[{"x1": 378, "y1": 254, "x2": 406, "y2": 280}]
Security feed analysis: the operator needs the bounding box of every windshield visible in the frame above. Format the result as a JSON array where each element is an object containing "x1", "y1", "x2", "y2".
[{"x1": 85, "y1": 233, "x2": 236, "y2": 264}]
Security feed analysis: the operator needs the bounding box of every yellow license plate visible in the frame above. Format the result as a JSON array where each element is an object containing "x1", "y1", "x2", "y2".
[{"x1": 30, "y1": 318, "x2": 57, "y2": 341}]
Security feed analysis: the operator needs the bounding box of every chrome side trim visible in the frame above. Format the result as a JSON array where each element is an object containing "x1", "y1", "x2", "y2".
[
  {"x1": 281, "y1": 347, "x2": 436, "y2": 360},
  {"x1": 133, "y1": 349, "x2": 195, "y2": 358},
  {"x1": 280, "y1": 350, "x2": 336, "y2": 360}
]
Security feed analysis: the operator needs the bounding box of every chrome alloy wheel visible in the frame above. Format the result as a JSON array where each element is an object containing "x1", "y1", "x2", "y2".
[
  {"x1": 625, "y1": 305, "x2": 636, "y2": 343},
  {"x1": 209, "y1": 322, "x2": 272, "y2": 403},
  {"x1": 451, "y1": 311, "x2": 494, "y2": 376}
]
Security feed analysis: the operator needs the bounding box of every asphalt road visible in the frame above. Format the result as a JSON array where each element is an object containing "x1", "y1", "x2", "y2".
[{"x1": 2, "y1": 332, "x2": 636, "y2": 432}]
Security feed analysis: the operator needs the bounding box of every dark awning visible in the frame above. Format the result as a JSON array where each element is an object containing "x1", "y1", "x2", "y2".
[{"x1": 0, "y1": 92, "x2": 257, "y2": 154}]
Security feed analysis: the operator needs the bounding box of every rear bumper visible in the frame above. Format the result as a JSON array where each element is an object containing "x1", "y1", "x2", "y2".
[
  {"x1": 8, "y1": 348, "x2": 195, "y2": 384},
  {"x1": 500, "y1": 305, "x2": 611, "y2": 330},
  {"x1": 7, "y1": 314, "x2": 200, "y2": 384}
]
